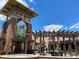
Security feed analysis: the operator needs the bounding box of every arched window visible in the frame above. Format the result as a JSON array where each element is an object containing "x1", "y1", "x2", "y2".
[{"x1": 16, "y1": 20, "x2": 27, "y2": 39}]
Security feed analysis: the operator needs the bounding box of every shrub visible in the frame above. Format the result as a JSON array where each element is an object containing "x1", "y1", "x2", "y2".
[{"x1": 0, "y1": 51, "x2": 6, "y2": 55}]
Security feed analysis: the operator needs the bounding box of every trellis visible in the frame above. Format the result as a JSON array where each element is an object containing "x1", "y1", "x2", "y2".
[{"x1": 30, "y1": 30, "x2": 79, "y2": 56}]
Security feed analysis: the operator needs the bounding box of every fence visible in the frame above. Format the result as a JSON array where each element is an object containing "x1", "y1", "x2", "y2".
[{"x1": 30, "y1": 30, "x2": 79, "y2": 56}]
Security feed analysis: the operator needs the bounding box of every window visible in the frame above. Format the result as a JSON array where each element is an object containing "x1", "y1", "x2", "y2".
[{"x1": 16, "y1": 20, "x2": 27, "y2": 39}]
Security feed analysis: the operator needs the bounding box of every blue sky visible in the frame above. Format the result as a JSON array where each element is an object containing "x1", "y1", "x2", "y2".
[
  {"x1": 31, "y1": 0, "x2": 79, "y2": 31},
  {"x1": 0, "y1": 0, "x2": 79, "y2": 31}
]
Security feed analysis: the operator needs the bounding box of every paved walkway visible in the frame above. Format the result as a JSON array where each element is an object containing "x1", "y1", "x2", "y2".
[
  {"x1": 0, "y1": 54, "x2": 79, "y2": 59},
  {"x1": 0, "y1": 54, "x2": 39, "y2": 58}
]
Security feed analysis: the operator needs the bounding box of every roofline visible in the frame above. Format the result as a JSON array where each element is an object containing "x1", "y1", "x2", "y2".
[{"x1": 0, "y1": 0, "x2": 38, "y2": 18}]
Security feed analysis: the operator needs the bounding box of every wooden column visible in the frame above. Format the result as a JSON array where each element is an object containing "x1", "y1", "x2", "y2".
[
  {"x1": 25, "y1": 23, "x2": 32, "y2": 54},
  {"x1": 0, "y1": 16, "x2": 9, "y2": 51},
  {"x1": 57, "y1": 33, "x2": 60, "y2": 56},
  {"x1": 39, "y1": 31, "x2": 42, "y2": 55},
  {"x1": 43, "y1": 31, "x2": 45, "y2": 55},
  {"x1": 0, "y1": 40, "x2": 3, "y2": 51},
  {"x1": 4, "y1": 16, "x2": 16, "y2": 53},
  {"x1": 72, "y1": 35, "x2": 78, "y2": 56},
  {"x1": 63, "y1": 37, "x2": 66, "y2": 56},
  {"x1": 34, "y1": 32, "x2": 37, "y2": 55},
  {"x1": 52, "y1": 32, "x2": 55, "y2": 56},
  {"x1": 68, "y1": 37, "x2": 72, "y2": 56}
]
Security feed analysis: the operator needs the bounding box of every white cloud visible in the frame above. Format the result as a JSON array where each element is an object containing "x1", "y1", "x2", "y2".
[
  {"x1": 17, "y1": 0, "x2": 37, "y2": 8},
  {"x1": 69, "y1": 22, "x2": 79, "y2": 30},
  {"x1": 0, "y1": 0, "x2": 8, "y2": 10},
  {"x1": 43, "y1": 24, "x2": 63, "y2": 32},
  {"x1": 16, "y1": 0, "x2": 29, "y2": 8},
  {"x1": 30, "y1": 7, "x2": 34, "y2": 11},
  {"x1": 64, "y1": 27, "x2": 68, "y2": 30},
  {"x1": 29, "y1": 0, "x2": 34, "y2": 3},
  {"x1": 29, "y1": 0, "x2": 36, "y2": 4},
  {"x1": 43, "y1": 22, "x2": 79, "y2": 32},
  {"x1": 0, "y1": 14, "x2": 6, "y2": 21},
  {"x1": 0, "y1": 0, "x2": 8, "y2": 21},
  {"x1": 15, "y1": 0, "x2": 37, "y2": 11}
]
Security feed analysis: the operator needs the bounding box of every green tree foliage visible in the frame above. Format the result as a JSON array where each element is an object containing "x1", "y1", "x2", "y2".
[{"x1": 2, "y1": 21, "x2": 9, "y2": 30}]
